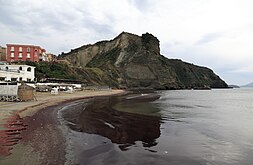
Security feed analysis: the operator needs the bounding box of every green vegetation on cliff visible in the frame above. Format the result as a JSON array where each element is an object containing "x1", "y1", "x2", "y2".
[
  {"x1": 21, "y1": 61, "x2": 116, "y2": 86},
  {"x1": 24, "y1": 61, "x2": 78, "y2": 81}
]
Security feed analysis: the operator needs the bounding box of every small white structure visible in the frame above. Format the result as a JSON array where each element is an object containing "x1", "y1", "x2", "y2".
[
  {"x1": 0, "y1": 64, "x2": 35, "y2": 82},
  {"x1": 51, "y1": 87, "x2": 59, "y2": 95},
  {"x1": 65, "y1": 86, "x2": 73, "y2": 93},
  {"x1": 0, "y1": 82, "x2": 19, "y2": 101}
]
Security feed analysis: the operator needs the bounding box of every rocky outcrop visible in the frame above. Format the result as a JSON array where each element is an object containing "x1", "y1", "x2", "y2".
[
  {"x1": 60, "y1": 32, "x2": 228, "y2": 89},
  {"x1": 61, "y1": 32, "x2": 138, "y2": 68}
]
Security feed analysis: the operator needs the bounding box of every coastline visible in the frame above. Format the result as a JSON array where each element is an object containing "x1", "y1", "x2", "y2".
[{"x1": 0, "y1": 89, "x2": 126, "y2": 164}]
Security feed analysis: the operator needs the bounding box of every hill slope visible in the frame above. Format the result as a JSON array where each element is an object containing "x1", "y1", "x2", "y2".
[
  {"x1": 241, "y1": 82, "x2": 253, "y2": 87},
  {"x1": 60, "y1": 32, "x2": 228, "y2": 89}
]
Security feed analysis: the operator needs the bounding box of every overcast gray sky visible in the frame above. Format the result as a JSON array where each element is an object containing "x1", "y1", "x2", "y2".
[{"x1": 1, "y1": 0, "x2": 253, "y2": 85}]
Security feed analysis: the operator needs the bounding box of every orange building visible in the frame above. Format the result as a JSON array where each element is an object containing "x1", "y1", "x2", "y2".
[{"x1": 6, "y1": 44, "x2": 46, "y2": 62}]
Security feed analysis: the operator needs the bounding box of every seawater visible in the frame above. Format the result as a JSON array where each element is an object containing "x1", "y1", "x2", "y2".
[
  {"x1": 153, "y1": 88, "x2": 253, "y2": 165},
  {"x1": 61, "y1": 89, "x2": 253, "y2": 165}
]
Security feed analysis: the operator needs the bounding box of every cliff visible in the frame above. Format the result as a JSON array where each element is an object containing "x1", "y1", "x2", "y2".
[{"x1": 59, "y1": 32, "x2": 228, "y2": 89}]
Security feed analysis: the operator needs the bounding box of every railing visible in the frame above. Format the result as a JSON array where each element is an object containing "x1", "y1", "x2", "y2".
[{"x1": 0, "y1": 68, "x2": 23, "y2": 73}]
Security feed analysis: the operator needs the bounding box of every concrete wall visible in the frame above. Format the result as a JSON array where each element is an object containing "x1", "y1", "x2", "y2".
[{"x1": 0, "y1": 83, "x2": 18, "y2": 96}]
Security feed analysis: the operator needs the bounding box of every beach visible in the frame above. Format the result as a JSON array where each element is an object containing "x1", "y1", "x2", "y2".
[
  {"x1": 2, "y1": 89, "x2": 253, "y2": 165},
  {"x1": 0, "y1": 89, "x2": 125, "y2": 165}
]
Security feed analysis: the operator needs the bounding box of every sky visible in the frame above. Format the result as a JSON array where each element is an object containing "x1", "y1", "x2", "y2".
[{"x1": 0, "y1": 0, "x2": 253, "y2": 85}]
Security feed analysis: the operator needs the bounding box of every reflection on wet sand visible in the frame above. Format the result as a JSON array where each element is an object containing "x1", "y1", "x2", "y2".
[{"x1": 66, "y1": 94, "x2": 161, "y2": 150}]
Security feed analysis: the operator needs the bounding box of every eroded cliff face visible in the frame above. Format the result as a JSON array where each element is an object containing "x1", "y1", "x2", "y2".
[
  {"x1": 60, "y1": 32, "x2": 228, "y2": 89},
  {"x1": 62, "y1": 32, "x2": 139, "y2": 67}
]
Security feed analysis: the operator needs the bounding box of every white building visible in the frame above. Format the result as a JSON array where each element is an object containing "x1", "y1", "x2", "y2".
[
  {"x1": 0, "y1": 64, "x2": 35, "y2": 82},
  {"x1": 40, "y1": 52, "x2": 49, "y2": 62}
]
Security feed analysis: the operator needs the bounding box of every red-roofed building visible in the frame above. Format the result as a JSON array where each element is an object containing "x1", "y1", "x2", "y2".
[{"x1": 6, "y1": 44, "x2": 47, "y2": 62}]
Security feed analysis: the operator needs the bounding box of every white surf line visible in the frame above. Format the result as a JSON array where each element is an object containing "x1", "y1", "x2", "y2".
[
  {"x1": 104, "y1": 122, "x2": 115, "y2": 129},
  {"x1": 126, "y1": 93, "x2": 150, "y2": 99}
]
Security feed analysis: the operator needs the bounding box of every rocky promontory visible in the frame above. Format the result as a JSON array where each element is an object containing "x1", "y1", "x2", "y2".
[{"x1": 59, "y1": 32, "x2": 228, "y2": 89}]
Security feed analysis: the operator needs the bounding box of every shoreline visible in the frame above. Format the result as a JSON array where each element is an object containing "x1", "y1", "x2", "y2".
[
  {"x1": 0, "y1": 89, "x2": 126, "y2": 164},
  {"x1": 59, "y1": 92, "x2": 162, "y2": 164}
]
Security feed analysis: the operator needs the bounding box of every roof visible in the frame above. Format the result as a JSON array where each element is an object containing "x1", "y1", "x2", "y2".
[
  {"x1": 6, "y1": 44, "x2": 44, "y2": 49},
  {"x1": 1, "y1": 64, "x2": 36, "y2": 68}
]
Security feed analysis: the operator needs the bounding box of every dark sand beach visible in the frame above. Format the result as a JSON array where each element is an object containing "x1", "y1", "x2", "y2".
[
  {"x1": 0, "y1": 90, "x2": 125, "y2": 165},
  {"x1": 3, "y1": 89, "x2": 253, "y2": 165}
]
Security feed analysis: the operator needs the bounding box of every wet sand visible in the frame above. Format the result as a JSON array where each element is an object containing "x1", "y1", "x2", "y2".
[
  {"x1": 59, "y1": 93, "x2": 162, "y2": 164},
  {"x1": 0, "y1": 90, "x2": 125, "y2": 164},
  {"x1": 65, "y1": 96, "x2": 161, "y2": 146}
]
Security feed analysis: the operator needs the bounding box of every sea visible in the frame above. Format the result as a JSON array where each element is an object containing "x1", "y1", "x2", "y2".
[{"x1": 59, "y1": 88, "x2": 253, "y2": 165}]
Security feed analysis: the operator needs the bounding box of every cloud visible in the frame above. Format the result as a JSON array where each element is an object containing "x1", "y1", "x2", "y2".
[
  {"x1": 1, "y1": 0, "x2": 253, "y2": 85},
  {"x1": 195, "y1": 33, "x2": 223, "y2": 45},
  {"x1": 128, "y1": 0, "x2": 155, "y2": 11},
  {"x1": 230, "y1": 66, "x2": 253, "y2": 73}
]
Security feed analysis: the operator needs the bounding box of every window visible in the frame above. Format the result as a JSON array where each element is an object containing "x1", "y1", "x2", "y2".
[
  {"x1": 11, "y1": 78, "x2": 17, "y2": 82},
  {"x1": 19, "y1": 53, "x2": 22, "y2": 58},
  {"x1": 19, "y1": 47, "x2": 22, "y2": 52},
  {"x1": 19, "y1": 77, "x2": 22, "y2": 82},
  {"x1": 27, "y1": 47, "x2": 30, "y2": 52},
  {"x1": 27, "y1": 78, "x2": 31, "y2": 82},
  {"x1": 5, "y1": 67, "x2": 8, "y2": 70},
  {"x1": 0, "y1": 77, "x2": 5, "y2": 81},
  {"x1": 27, "y1": 53, "x2": 30, "y2": 58},
  {"x1": 11, "y1": 52, "x2": 14, "y2": 58},
  {"x1": 19, "y1": 66, "x2": 22, "y2": 70},
  {"x1": 11, "y1": 46, "x2": 14, "y2": 51},
  {"x1": 27, "y1": 67, "x2": 31, "y2": 72}
]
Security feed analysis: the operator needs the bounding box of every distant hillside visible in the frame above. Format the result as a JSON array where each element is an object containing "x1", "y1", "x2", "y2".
[
  {"x1": 228, "y1": 85, "x2": 240, "y2": 88},
  {"x1": 241, "y1": 82, "x2": 253, "y2": 87},
  {"x1": 56, "y1": 32, "x2": 228, "y2": 89}
]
